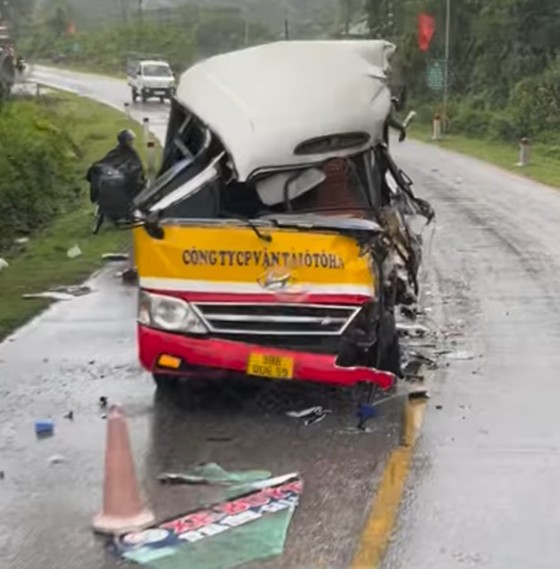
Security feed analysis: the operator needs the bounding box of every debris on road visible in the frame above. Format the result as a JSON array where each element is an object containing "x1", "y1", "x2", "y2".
[
  {"x1": 409, "y1": 389, "x2": 431, "y2": 400},
  {"x1": 54, "y1": 285, "x2": 92, "y2": 297},
  {"x1": 0, "y1": 471, "x2": 4, "y2": 480},
  {"x1": 436, "y1": 405, "x2": 443, "y2": 410},
  {"x1": 159, "y1": 463, "x2": 271, "y2": 487},
  {"x1": 400, "y1": 305, "x2": 418, "y2": 320},
  {"x1": 23, "y1": 285, "x2": 92, "y2": 302},
  {"x1": 48, "y1": 454, "x2": 66, "y2": 466},
  {"x1": 102, "y1": 252, "x2": 130, "y2": 262},
  {"x1": 304, "y1": 410, "x2": 330, "y2": 426},
  {"x1": 339, "y1": 426, "x2": 374, "y2": 435},
  {"x1": 35, "y1": 419, "x2": 54, "y2": 437},
  {"x1": 286, "y1": 406, "x2": 323, "y2": 419},
  {"x1": 447, "y1": 350, "x2": 476, "y2": 361},
  {"x1": 99, "y1": 396, "x2": 108, "y2": 409},
  {"x1": 397, "y1": 323, "x2": 430, "y2": 338},
  {"x1": 64, "y1": 411, "x2": 74, "y2": 421},
  {"x1": 120, "y1": 267, "x2": 138, "y2": 284},
  {"x1": 67, "y1": 244, "x2": 82, "y2": 259},
  {"x1": 287, "y1": 406, "x2": 332, "y2": 425},
  {"x1": 114, "y1": 474, "x2": 302, "y2": 568},
  {"x1": 206, "y1": 436, "x2": 234, "y2": 443},
  {"x1": 356, "y1": 403, "x2": 378, "y2": 430},
  {"x1": 23, "y1": 292, "x2": 75, "y2": 301}
]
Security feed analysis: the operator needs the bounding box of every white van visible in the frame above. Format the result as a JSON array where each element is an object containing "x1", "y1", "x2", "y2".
[{"x1": 127, "y1": 59, "x2": 175, "y2": 103}]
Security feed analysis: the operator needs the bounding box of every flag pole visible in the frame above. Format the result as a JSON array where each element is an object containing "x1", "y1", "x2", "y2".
[{"x1": 443, "y1": 0, "x2": 451, "y2": 134}]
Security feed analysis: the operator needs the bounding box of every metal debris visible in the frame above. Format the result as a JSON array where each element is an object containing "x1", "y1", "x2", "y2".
[
  {"x1": 447, "y1": 350, "x2": 476, "y2": 361},
  {"x1": 48, "y1": 454, "x2": 66, "y2": 466},
  {"x1": 159, "y1": 463, "x2": 272, "y2": 486},
  {"x1": 286, "y1": 406, "x2": 323, "y2": 419},
  {"x1": 286, "y1": 406, "x2": 332, "y2": 426},
  {"x1": 397, "y1": 323, "x2": 430, "y2": 338}
]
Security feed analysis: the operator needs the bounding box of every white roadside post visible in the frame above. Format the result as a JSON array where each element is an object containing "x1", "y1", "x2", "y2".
[
  {"x1": 142, "y1": 117, "x2": 150, "y2": 145},
  {"x1": 517, "y1": 137, "x2": 531, "y2": 167},
  {"x1": 146, "y1": 140, "x2": 157, "y2": 185},
  {"x1": 432, "y1": 113, "x2": 442, "y2": 141}
]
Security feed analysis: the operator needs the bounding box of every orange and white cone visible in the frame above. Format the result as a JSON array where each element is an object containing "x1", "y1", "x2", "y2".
[{"x1": 92, "y1": 405, "x2": 155, "y2": 535}]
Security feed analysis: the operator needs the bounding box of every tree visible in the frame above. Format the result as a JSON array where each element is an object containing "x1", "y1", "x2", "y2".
[{"x1": 1, "y1": 0, "x2": 36, "y2": 38}]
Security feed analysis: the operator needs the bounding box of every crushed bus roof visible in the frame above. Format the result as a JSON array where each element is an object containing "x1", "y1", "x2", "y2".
[{"x1": 175, "y1": 40, "x2": 396, "y2": 180}]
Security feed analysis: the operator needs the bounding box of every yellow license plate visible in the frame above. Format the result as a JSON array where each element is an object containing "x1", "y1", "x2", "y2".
[{"x1": 246, "y1": 353, "x2": 294, "y2": 380}]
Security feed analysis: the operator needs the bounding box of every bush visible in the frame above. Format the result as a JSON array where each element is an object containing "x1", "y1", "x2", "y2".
[
  {"x1": 510, "y1": 62, "x2": 560, "y2": 137},
  {"x1": 0, "y1": 100, "x2": 77, "y2": 251}
]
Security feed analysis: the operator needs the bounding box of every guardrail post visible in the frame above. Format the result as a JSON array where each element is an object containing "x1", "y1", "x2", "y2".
[
  {"x1": 146, "y1": 140, "x2": 157, "y2": 185},
  {"x1": 142, "y1": 117, "x2": 150, "y2": 145},
  {"x1": 517, "y1": 137, "x2": 530, "y2": 167},
  {"x1": 432, "y1": 112, "x2": 442, "y2": 141}
]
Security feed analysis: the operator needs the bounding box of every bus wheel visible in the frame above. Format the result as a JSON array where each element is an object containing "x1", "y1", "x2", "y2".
[{"x1": 152, "y1": 373, "x2": 179, "y2": 391}]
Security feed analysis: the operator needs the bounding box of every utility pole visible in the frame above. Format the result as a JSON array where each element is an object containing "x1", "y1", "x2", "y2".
[
  {"x1": 443, "y1": 0, "x2": 451, "y2": 134},
  {"x1": 284, "y1": 18, "x2": 290, "y2": 40}
]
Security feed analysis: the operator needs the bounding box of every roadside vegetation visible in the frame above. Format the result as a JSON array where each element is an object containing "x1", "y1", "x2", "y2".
[
  {"x1": 369, "y1": 0, "x2": 560, "y2": 186},
  {"x1": 0, "y1": 91, "x2": 143, "y2": 340}
]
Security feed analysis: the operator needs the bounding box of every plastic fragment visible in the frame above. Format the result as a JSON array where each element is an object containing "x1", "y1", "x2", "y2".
[{"x1": 67, "y1": 244, "x2": 82, "y2": 259}]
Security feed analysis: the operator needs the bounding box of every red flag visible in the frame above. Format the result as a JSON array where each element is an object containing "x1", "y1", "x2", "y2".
[{"x1": 417, "y1": 13, "x2": 435, "y2": 52}]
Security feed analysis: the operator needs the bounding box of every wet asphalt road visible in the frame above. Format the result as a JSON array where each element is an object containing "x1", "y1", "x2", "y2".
[
  {"x1": 1, "y1": 68, "x2": 404, "y2": 568},
  {"x1": 384, "y1": 144, "x2": 560, "y2": 569},
  {"x1": 2, "y1": 67, "x2": 559, "y2": 568}
]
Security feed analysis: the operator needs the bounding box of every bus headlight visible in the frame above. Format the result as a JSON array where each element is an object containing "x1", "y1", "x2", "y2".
[{"x1": 138, "y1": 291, "x2": 207, "y2": 334}]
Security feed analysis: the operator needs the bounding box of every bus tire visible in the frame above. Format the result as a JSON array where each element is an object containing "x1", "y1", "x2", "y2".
[{"x1": 152, "y1": 373, "x2": 179, "y2": 391}]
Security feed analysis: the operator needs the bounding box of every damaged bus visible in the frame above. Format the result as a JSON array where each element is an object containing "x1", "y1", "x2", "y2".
[{"x1": 132, "y1": 40, "x2": 434, "y2": 393}]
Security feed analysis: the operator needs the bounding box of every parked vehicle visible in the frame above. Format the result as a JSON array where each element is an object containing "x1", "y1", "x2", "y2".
[
  {"x1": 127, "y1": 56, "x2": 175, "y2": 103},
  {"x1": 130, "y1": 40, "x2": 434, "y2": 393}
]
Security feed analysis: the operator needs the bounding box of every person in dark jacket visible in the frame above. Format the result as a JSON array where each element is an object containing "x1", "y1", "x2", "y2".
[{"x1": 86, "y1": 129, "x2": 146, "y2": 203}]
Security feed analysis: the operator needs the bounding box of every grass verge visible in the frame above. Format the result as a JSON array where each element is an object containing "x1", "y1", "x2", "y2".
[
  {"x1": 0, "y1": 90, "x2": 145, "y2": 341},
  {"x1": 409, "y1": 123, "x2": 560, "y2": 188}
]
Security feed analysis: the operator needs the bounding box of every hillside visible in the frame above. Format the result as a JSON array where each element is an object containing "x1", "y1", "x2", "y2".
[{"x1": 65, "y1": 0, "x2": 342, "y2": 37}]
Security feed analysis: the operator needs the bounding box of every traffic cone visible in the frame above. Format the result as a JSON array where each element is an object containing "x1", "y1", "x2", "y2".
[{"x1": 92, "y1": 405, "x2": 155, "y2": 535}]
